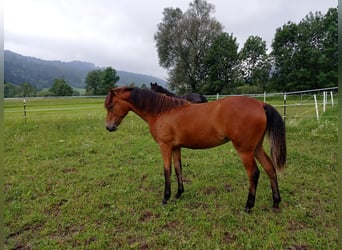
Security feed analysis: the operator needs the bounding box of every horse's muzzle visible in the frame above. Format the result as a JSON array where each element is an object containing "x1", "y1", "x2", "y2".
[{"x1": 106, "y1": 124, "x2": 117, "y2": 132}]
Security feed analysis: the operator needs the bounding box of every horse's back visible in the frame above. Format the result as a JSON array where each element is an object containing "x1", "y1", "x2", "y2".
[{"x1": 184, "y1": 93, "x2": 207, "y2": 103}]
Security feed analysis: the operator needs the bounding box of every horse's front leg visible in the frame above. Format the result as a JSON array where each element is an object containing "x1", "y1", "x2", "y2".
[
  {"x1": 160, "y1": 144, "x2": 172, "y2": 205},
  {"x1": 173, "y1": 148, "x2": 184, "y2": 199}
]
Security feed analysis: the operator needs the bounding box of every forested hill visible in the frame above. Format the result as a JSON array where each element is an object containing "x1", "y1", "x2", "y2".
[{"x1": 4, "y1": 50, "x2": 167, "y2": 89}]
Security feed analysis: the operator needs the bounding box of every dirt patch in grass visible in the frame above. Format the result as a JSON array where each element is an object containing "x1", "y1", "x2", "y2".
[
  {"x1": 222, "y1": 231, "x2": 237, "y2": 244},
  {"x1": 139, "y1": 210, "x2": 159, "y2": 223}
]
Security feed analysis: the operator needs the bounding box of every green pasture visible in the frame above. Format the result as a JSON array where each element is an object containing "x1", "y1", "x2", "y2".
[{"x1": 4, "y1": 96, "x2": 338, "y2": 249}]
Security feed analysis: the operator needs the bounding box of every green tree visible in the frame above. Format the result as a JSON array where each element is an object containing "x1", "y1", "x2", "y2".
[
  {"x1": 271, "y1": 7, "x2": 337, "y2": 91},
  {"x1": 85, "y1": 67, "x2": 119, "y2": 95},
  {"x1": 101, "y1": 67, "x2": 120, "y2": 94},
  {"x1": 155, "y1": 0, "x2": 223, "y2": 93},
  {"x1": 239, "y1": 36, "x2": 271, "y2": 92},
  {"x1": 4, "y1": 82, "x2": 20, "y2": 98},
  {"x1": 319, "y1": 7, "x2": 337, "y2": 87},
  {"x1": 202, "y1": 33, "x2": 239, "y2": 94},
  {"x1": 271, "y1": 21, "x2": 298, "y2": 90},
  {"x1": 49, "y1": 78, "x2": 73, "y2": 96},
  {"x1": 4, "y1": 82, "x2": 38, "y2": 97},
  {"x1": 85, "y1": 69, "x2": 102, "y2": 95},
  {"x1": 20, "y1": 82, "x2": 38, "y2": 97}
]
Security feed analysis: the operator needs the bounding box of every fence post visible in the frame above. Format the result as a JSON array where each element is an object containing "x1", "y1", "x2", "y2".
[
  {"x1": 23, "y1": 98, "x2": 27, "y2": 123},
  {"x1": 323, "y1": 91, "x2": 326, "y2": 113},
  {"x1": 216, "y1": 93, "x2": 219, "y2": 100},
  {"x1": 314, "y1": 94, "x2": 319, "y2": 120},
  {"x1": 283, "y1": 92, "x2": 286, "y2": 124},
  {"x1": 330, "y1": 91, "x2": 334, "y2": 107}
]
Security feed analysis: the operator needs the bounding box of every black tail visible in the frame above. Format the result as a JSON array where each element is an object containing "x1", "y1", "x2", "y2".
[{"x1": 264, "y1": 104, "x2": 286, "y2": 171}]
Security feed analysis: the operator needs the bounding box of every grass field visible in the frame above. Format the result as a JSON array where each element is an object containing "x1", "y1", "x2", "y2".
[{"x1": 4, "y1": 95, "x2": 338, "y2": 249}]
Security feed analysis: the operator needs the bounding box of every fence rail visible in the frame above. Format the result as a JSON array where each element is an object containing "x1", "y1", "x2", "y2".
[
  {"x1": 4, "y1": 87, "x2": 338, "y2": 123},
  {"x1": 207, "y1": 87, "x2": 338, "y2": 122},
  {"x1": 206, "y1": 86, "x2": 338, "y2": 99}
]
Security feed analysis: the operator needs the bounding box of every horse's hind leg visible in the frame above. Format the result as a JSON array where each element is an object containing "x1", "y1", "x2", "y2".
[
  {"x1": 255, "y1": 143, "x2": 281, "y2": 209},
  {"x1": 173, "y1": 148, "x2": 184, "y2": 199},
  {"x1": 237, "y1": 150, "x2": 260, "y2": 212}
]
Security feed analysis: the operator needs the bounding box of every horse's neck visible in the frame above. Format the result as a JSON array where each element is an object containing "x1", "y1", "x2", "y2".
[
  {"x1": 162, "y1": 89, "x2": 176, "y2": 97},
  {"x1": 128, "y1": 101, "x2": 154, "y2": 124}
]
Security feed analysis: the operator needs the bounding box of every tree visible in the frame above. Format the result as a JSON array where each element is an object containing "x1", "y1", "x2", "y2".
[
  {"x1": 239, "y1": 36, "x2": 271, "y2": 91},
  {"x1": 85, "y1": 69, "x2": 103, "y2": 95},
  {"x1": 4, "y1": 82, "x2": 20, "y2": 98},
  {"x1": 5, "y1": 82, "x2": 38, "y2": 97},
  {"x1": 20, "y1": 82, "x2": 38, "y2": 97},
  {"x1": 155, "y1": 0, "x2": 223, "y2": 93},
  {"x1": 202, "y1": 33, "x2": 239, "y2": 94},
  {"x1": 101, "y1": 67, "x2": 120, "y2": 94},
  {"x1": 271, "y1": 21, "x2": 298, "y2": 90},
  {"x1": 49, "y1": 78, "x2": 73, "y2": 96},
  {"x1": 85, "y1": 67, "x2": 119, "y2": 95},
  {"x1": 271, "y1": 8, "x2": 337, "y2": 91},
  {"x1": 319, "y1": 8, "x2": 338, "y2": 87}
]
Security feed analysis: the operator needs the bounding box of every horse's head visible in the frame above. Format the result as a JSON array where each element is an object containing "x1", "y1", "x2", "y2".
[
  {"x1": 104, "y1": 87, "x2": 132, "y2": 132},
  {"x1": 150, "y1": 82, "x2": 166, "y2": 94},
  {"x1": 150, "y1": 82, "x2": 158, "y2": 91}
]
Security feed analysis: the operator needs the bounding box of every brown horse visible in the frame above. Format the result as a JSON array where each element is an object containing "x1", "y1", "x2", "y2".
[{"x1": 105, "y1": 86, "x2": 286, "y2": 212}]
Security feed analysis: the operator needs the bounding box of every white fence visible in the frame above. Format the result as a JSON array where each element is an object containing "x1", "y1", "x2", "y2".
[
  {"x1": 209, "y1": 87, "x2": 338, "y2": 122},
  {"x1": 5, "y1": 87, "x2": 338, "y2": 124}
]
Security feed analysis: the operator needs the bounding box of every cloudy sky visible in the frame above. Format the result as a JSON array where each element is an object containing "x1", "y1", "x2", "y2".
[{"x1": 4, "y1": 0, "x2": 337, "y2": 80}]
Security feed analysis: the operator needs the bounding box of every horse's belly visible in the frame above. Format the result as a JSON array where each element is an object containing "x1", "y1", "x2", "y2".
[
  {"x1": 176, "y1": 128, "x2": 230, "y2": 149},
  {"x1": 181, "y1": 139, "x2": 229, "y2": 149}
]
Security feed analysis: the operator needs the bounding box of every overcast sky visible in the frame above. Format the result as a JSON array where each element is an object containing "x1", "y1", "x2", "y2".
[{"x1": 4, "y1": 0, "x2": 337, "y2": 80}]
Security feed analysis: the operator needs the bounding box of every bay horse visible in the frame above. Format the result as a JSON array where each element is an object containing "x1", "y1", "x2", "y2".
[
  {"x1": 105, "y1": 87, "x2": 286, "y2": 212},
  {"x1": 150, "y1": 82, "x2": 208, "y2": 103}
]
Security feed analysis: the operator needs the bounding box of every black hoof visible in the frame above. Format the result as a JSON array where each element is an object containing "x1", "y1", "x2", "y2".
[
  {"x1": 273, "y1": 202, "x2": 280, "y2": 209},
  {"x1": 272, "y1": 206, "x2": 281, "y2": 213},
  {"x1": 244, "y1": 207, "x2": 252, "y2": 213},
  {"x1": 175, "y1": 191, "x2": 183, "y2": 199}
]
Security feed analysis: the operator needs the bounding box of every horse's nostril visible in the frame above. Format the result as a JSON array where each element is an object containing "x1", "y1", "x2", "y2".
[{"x1": 106, "y1": 125, "x2": 117, "y2": 132}]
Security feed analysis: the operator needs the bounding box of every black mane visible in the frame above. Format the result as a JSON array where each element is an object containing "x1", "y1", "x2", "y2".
[
  {"x1": 130, "y1": 88, "x2": 189, "y2": 115},
  {"x1": 150, "y1": 82, "x2": 177, "y2": 97},
  {"x1": 150, "y1": 82, "x2": 208, "y2": 103}
]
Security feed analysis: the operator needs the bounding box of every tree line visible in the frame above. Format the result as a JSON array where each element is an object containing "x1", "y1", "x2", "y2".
[
  {"x1": 4, "y1": 67, "x2": 120, "y2": 98},
  {"x1": 154, "y1": 0, "x2": 337, "y2": 94},
  {"x1": 4, "y1": 79, "x2": 79, "y2": 97}
]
